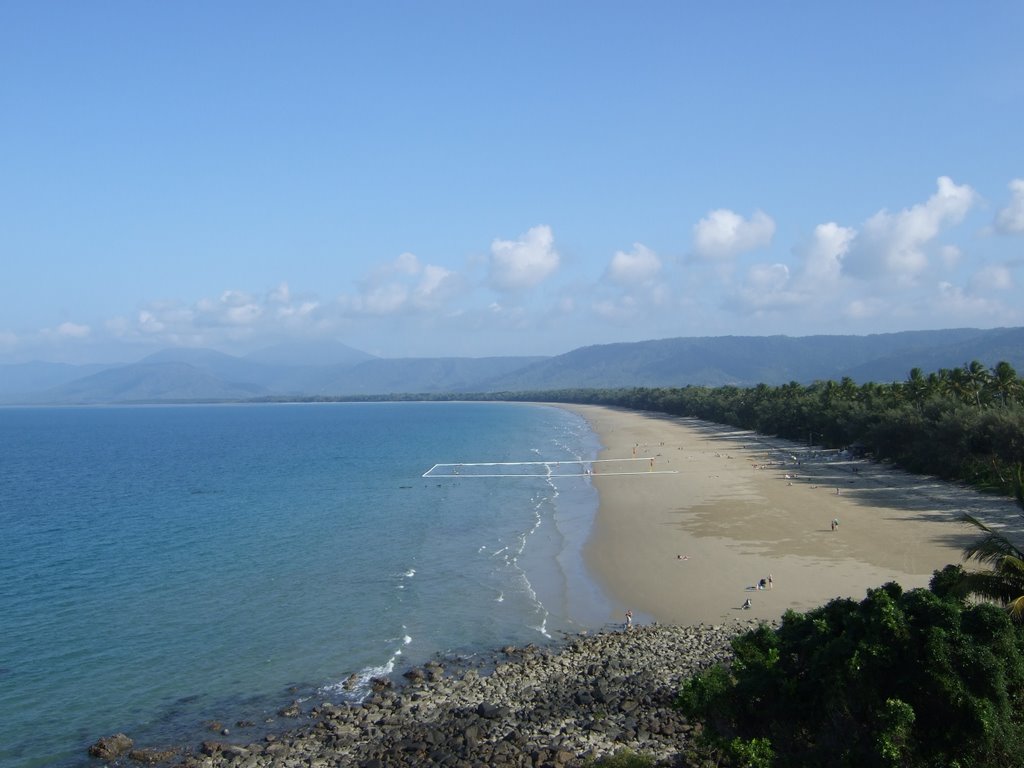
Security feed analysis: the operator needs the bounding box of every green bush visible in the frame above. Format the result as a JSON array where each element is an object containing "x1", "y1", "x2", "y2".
[
  {"x1": 678, "y1": 580, "x2": 1024, "y2": 767},
  {"x1": 589, "y1": 748, "x2": 656, "y2": 767}
]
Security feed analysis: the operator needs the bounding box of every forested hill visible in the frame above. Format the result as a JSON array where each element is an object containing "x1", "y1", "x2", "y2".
[
  {"x1": 2, "y1": 326, "x2": 1023, "y2": 404},
  {"x1": 482, "y1": 327, "x2": 1024, "y2": 390}
]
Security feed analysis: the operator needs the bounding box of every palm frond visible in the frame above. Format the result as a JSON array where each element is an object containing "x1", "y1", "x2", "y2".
[
  {"x1": 959, "y1": 513, "x2": 1024, "y2": 565},
  {"x1": 1010, "y1": 595, "x2": 1024, "y2": 621},
  {"x1": 958, "y1": 570, "x2": 1024, "y2": 605}
]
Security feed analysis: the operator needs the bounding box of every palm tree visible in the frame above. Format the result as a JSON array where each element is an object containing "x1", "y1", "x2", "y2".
[
  {"x1": 959, "y1": 465, "x2": 1024, "y2": 620},
  {"x1": 963, "y1": 360, "x2": 991, "y2": 407},
  {"x1": 905, "y1": 367, "x2": 928, "y2": 411},
  {"x1": 988, "y1": 361, "x2": 1022, "y2": 407}
]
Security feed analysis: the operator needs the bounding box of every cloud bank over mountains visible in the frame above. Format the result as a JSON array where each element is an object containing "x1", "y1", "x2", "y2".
[{"x1": 3, "y1": 175, "x2": 1023, "y2": 364}]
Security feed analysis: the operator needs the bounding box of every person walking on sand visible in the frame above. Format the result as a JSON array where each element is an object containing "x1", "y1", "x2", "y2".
[{"x1": 768, "y1": 573, "x2": 773, "y2": 589}]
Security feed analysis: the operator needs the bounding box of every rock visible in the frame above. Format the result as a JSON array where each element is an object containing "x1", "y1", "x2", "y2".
[
  {"x1": 88, "y1": 733, "x2": 133, "y2": 760},
  {"x1": 199, "y1": 740, "x2": 223, "y2": 756},
  {"x1": 220, "y1": 744, "x2": 250, "y2": 760},
  {"x1": 477, "y1": 701, "x2": 508, "y2": 719},
  {"x1": 154, "y1": 622, "x2": 755, "y2": 768},
  {"x1": 127, "y1": 747, "x2": 178, "y2": 764}
]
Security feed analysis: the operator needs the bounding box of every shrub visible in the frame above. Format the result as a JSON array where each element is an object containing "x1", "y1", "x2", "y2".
[{"x1": 678, "y1": 581, "x2": 1024, "y2": 767}]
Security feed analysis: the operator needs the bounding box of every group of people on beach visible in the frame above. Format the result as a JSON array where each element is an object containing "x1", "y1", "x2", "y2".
[{"x1": 742, "y1": 573, "x2": 773, "y2": 609}]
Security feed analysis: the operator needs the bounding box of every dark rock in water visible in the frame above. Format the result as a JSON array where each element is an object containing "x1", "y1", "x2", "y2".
[
  {"x1": 370, "y1": 676, "x2": 393, "y2": 690},
  {"x1": 87, "y1": 733, "x2": 133, "y2": 760},
  {"x1": 199, "y1": 741, "x2": 223, "y2": 756},
  {"x1": 127, "y1": 747, "x2": 178, "y2": 764},
  {"x1": 277, "y1": 701, "x2": 301, "y2": 718}
]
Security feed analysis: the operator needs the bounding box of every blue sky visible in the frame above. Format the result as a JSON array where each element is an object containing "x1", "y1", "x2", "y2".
[{"x1": 2, "y1": 2, "x2": 1023, "y2": 364}]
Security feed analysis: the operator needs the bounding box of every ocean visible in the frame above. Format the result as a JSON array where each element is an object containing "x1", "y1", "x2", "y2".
[{"x1": 0, "y1": 401, "x2": 615, "y2": 768}]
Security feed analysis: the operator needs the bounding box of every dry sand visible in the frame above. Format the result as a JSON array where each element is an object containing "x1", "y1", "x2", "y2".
[{"x1": 563, "y1": 404, "x2": 1024, "y2": 627}]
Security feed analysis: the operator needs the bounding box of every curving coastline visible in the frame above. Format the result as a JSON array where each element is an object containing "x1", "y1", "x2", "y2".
[
  {"x1": 564, "y1": 404, "x2": 1021, "y2": 626},
  {"x1": 89, "y1": 403, "x2": 1024, "y2": 766}
]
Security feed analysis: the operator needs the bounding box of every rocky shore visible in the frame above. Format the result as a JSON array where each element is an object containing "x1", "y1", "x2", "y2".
[{"x1": 93, "y1": 621, "x2": 760, "y2": 768}]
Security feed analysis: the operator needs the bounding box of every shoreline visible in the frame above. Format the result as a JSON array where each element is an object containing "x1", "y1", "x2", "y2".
[
  {"x1": 562, "y1": 404, "x2": 1023, "y2": 626},
  {"x1": 101, "y1": 622, "x2": 756, "y2": 767},
  {"x1": 81, "y1": 403, "x2": 1024, "y2": 766}
]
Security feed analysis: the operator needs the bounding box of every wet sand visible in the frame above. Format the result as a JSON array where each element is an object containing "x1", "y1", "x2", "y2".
[{"x1": 564, "y1": 404, "x2": 1023, "y2": 626}]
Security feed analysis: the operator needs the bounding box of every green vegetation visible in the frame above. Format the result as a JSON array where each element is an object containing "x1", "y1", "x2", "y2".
[
  {"x1": 495, "y1": 359, "x2": 1024, "y2": 499},
  {"x1": 589, "y1": 748, "x2": 656, "y2": 767},
  {"x1": 957, "y1": 467, "x2": 1024, "y2": 621},
  {"x1": 677, "y1": 580, "x2": 1024, "y2": 767}
]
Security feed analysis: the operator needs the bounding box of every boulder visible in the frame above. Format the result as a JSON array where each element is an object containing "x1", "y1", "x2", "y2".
[{"x1": 87, "y1": 733, "x2": 133, "y2": 760}]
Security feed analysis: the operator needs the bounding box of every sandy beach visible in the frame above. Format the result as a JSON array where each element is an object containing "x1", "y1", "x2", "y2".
[{"x1": 565, "y1": 404, "x2": 1024, "y2": 627}]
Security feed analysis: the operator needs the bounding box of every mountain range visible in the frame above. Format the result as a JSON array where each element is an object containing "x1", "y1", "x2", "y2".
[{"x1": 2, "y1": 327, "x2": 1023, "y2": 404}]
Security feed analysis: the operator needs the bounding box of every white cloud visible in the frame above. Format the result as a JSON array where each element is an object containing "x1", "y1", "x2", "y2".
[
  {"x1": 692, "y1": 209, "x2": 775, "y2": 260},
  {"x1": 592, "y1": 296, "x2": 639, "y2": 320},
  {"x1": 339, "y1": 252, "x2": 458, "y2": 316},
  {"x1": 842, "y1": 176, "x2": 977, "y2": 282},
  {"x1": 190, "y1": 291, "x2": 262, "y2": 327},
  {"x1": 969, "y1": 264, "x2": 1014, "y2": 293},
  {"x1": 138, "y1": 310, "x2": 166, "y2": 334},
  {"x1": 55, "y1": 321, "x2": 90, "y2": 338},
  {"x1": 844, "y1": 297, "x2": 887, "y2": 320},
  {"x1": 798, "y1": 223, "x2": 854, "y2": 286},
  {"x1": 938, "y1": 244, "x2": 962, "y2": 269},
  {"x1": 269, "y1": 282, "x2": 292, "y2": 304},
  {"x1": 607, "y1": 243, "x2": 662, "y2": 285},
  {"x1": 413, "y1": 264, "x2": 455, "y2": 306},
  {"x1": 935, "y1": 281, "x2": 1004, "y2": 316},
  {"x1": 730, "y1": 263, "x2": 803, "y2": 313},
  {"x1": 994, "y1": 179, "x2": 1024, "y2": 234},
  {"x1": 489, "y1": 225, "x2": 560, "y2": 291}
]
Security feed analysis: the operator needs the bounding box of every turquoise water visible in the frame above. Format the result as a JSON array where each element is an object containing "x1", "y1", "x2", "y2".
[{"x1": 0, "y1": 402, "x2": 613, "y2": 768}]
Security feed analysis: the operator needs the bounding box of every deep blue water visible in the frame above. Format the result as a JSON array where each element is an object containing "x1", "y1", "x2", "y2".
[{"x1": 0, "y1": 402, "x2": 612, "y2": 768}]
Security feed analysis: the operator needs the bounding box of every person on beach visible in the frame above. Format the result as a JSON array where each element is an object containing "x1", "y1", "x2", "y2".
[
  {"x1": 768, "y1": 573, "x2": 773, "y2": 589},
  {"x1": 742, "y1": 598, "x2": 752, "y2": 609},
  {"x1": 758, "y1": 578, "x2": 767, "y2": 590},
  {"x1": 624, "y1": 609, "x2": 633, "y2": 631},
  {"x1": 832, "y1": 518, "x2": 839, "y2": 531}
]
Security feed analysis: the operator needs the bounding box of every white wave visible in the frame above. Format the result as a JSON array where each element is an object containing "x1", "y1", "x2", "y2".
[{"x1": 320, "y1": 632, "x2": 412, "y2": 700}]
